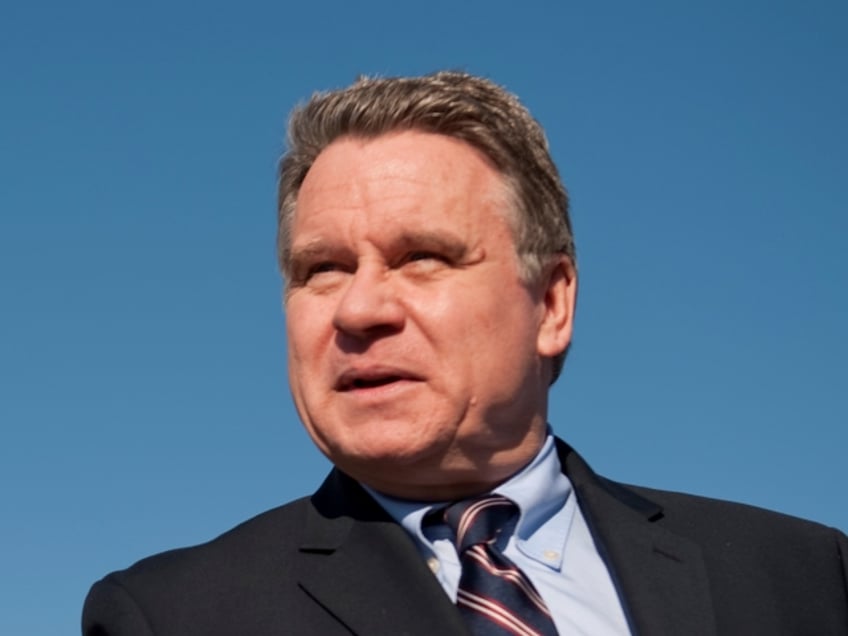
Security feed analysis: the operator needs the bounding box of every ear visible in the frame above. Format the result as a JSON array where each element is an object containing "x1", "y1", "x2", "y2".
[{"x1": 536, "y1": 256, "x2": 578, "y2": 357}]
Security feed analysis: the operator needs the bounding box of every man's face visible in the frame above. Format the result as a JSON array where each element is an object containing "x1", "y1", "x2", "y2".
[{"x1": 284, "y1": 131, "x2": 575, "y2": 499}]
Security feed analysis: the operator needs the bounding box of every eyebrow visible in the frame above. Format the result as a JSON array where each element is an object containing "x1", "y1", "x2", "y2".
[
  {"x1": 289, "y1": 230, "x2": 469, "y2": 267},
  {"x1": 288, "y1": 241, "x2": 343, "y2": 266},
  {"x1": 393, "y1": 230, "x2": 468, "y2": 260}
]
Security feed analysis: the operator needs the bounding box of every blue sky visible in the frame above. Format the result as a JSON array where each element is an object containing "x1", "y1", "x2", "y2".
[{"x1": 1, "y1": 2, "x2": 846, "y2": 633}]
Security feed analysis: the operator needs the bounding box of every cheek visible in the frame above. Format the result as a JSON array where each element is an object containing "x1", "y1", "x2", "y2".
[
  {"x1": 425, "y1": 285, "x2": 515, "y2": 351},
  {"x1": 473, "y1": 294, "x2": 540, "y2": 370},
  {"x1": 287, "y1": 293, "x2": 328, "y2": 336},
  {"x1": 285, "y1": 303, "x2": 325, "y2": 377}
]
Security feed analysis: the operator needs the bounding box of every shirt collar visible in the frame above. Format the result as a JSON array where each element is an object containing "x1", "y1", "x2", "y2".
[{"x1": 366, "y1": 430, "x2": 574, "y2": 571}]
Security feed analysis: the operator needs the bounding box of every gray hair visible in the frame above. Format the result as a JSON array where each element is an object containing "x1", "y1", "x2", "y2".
[{"x1": 277, "y1": 71, "x2": 575, "y2": 380}]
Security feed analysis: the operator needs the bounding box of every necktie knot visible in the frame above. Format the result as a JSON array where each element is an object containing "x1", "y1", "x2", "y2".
[
  {"x1": 443, "y1": 494, "x2": 518, "y2": 554},
  {"x1": 438, "y1": 494, "x2": 558, "y2": 634}
]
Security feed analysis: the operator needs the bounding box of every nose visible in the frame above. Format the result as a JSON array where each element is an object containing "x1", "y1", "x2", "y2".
[{"x1": 332, "y1": 265, "x2": 405, "y2": 339}]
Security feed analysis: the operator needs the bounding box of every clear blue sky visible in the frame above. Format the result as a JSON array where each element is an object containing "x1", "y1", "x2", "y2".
[{"x1": 2, "y1": 2, "x2": 846, "y2": 633}]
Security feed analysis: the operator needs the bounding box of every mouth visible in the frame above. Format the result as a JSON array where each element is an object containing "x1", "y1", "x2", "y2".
[{"x1": 335, "y1": 368, "x2": 422, "y2": 392}]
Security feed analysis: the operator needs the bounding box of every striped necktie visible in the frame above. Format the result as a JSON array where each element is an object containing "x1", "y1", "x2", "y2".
[{"x1": 442, "y1": 495, "x2": 559, "y2": 636}]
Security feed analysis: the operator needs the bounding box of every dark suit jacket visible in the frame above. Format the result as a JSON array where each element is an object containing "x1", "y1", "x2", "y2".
[{"x1": 83, "y1": 440, "x2": 848, "y2": 635}]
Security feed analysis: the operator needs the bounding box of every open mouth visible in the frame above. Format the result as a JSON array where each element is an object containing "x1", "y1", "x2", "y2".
[
  {"x1": 349, "y1": 376, "x2": 404, "y2": 389},
  {"x1": 336, "y1": 368, "x2": 420, "y2": 392}
]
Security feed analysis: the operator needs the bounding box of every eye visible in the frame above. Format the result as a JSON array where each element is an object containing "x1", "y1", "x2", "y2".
[
  {"x1": 309, "y1": 261, "x2": 342, "y2": 275},
  {"x1": 288, "y1": 260, "x2": 347, "y2": 289},
  {"x1": 302, "y1": 261, "x2": 352, "y2": 285},
  {"x1": 406, "y1": 251, "x2": 449, "y2": 264},
  {"x1": 400, "y1": 251, "x2": 454, "y2": 277}
]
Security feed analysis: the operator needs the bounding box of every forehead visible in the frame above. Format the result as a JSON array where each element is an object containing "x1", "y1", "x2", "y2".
[{"x1": 293, "y1": 131, "x2": 507, "y2": 229}]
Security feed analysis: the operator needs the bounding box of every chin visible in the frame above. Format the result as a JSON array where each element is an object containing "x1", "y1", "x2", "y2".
[{"x1": 330, "y1": 439, "x2": 447, "y2": 479}]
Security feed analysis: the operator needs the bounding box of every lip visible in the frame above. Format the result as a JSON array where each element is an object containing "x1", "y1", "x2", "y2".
[{"x1": 334, "y1": 365, "x2": 424, "y2": 392}]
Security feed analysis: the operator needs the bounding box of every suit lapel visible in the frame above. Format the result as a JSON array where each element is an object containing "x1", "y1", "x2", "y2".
[
  {"x1": 558, "y1": 440, "x2": 718, "y2": 636},
  {"x1": 296, "y1": 443, "x2": 719, "y2": 636},
  {"x1": 296, "y1": 470, "x2": 470, "y2": 636}
]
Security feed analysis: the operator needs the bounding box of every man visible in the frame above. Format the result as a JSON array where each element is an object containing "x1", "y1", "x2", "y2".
[{"x1": 83, "y1": 72, "x2": 848, "y2": 635}]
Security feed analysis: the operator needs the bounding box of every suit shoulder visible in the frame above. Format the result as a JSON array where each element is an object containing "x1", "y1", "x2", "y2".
[
  {"x1": 83, "y1": 497, "x2": 316, "y2": 634},
  {"x1": 82, "y1": 498, "x2": 364, "y2": 636},
  {"x1": 622, "y1": 481, "x2": 847, "y2": 552},
  {"x1": 97, "y1": 496, "x2": 311, "y2": 592}
]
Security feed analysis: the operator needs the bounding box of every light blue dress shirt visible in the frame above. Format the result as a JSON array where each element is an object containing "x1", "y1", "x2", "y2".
[{"x1": 366, "y1": 433, "x2": 632, "y2": 635}]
